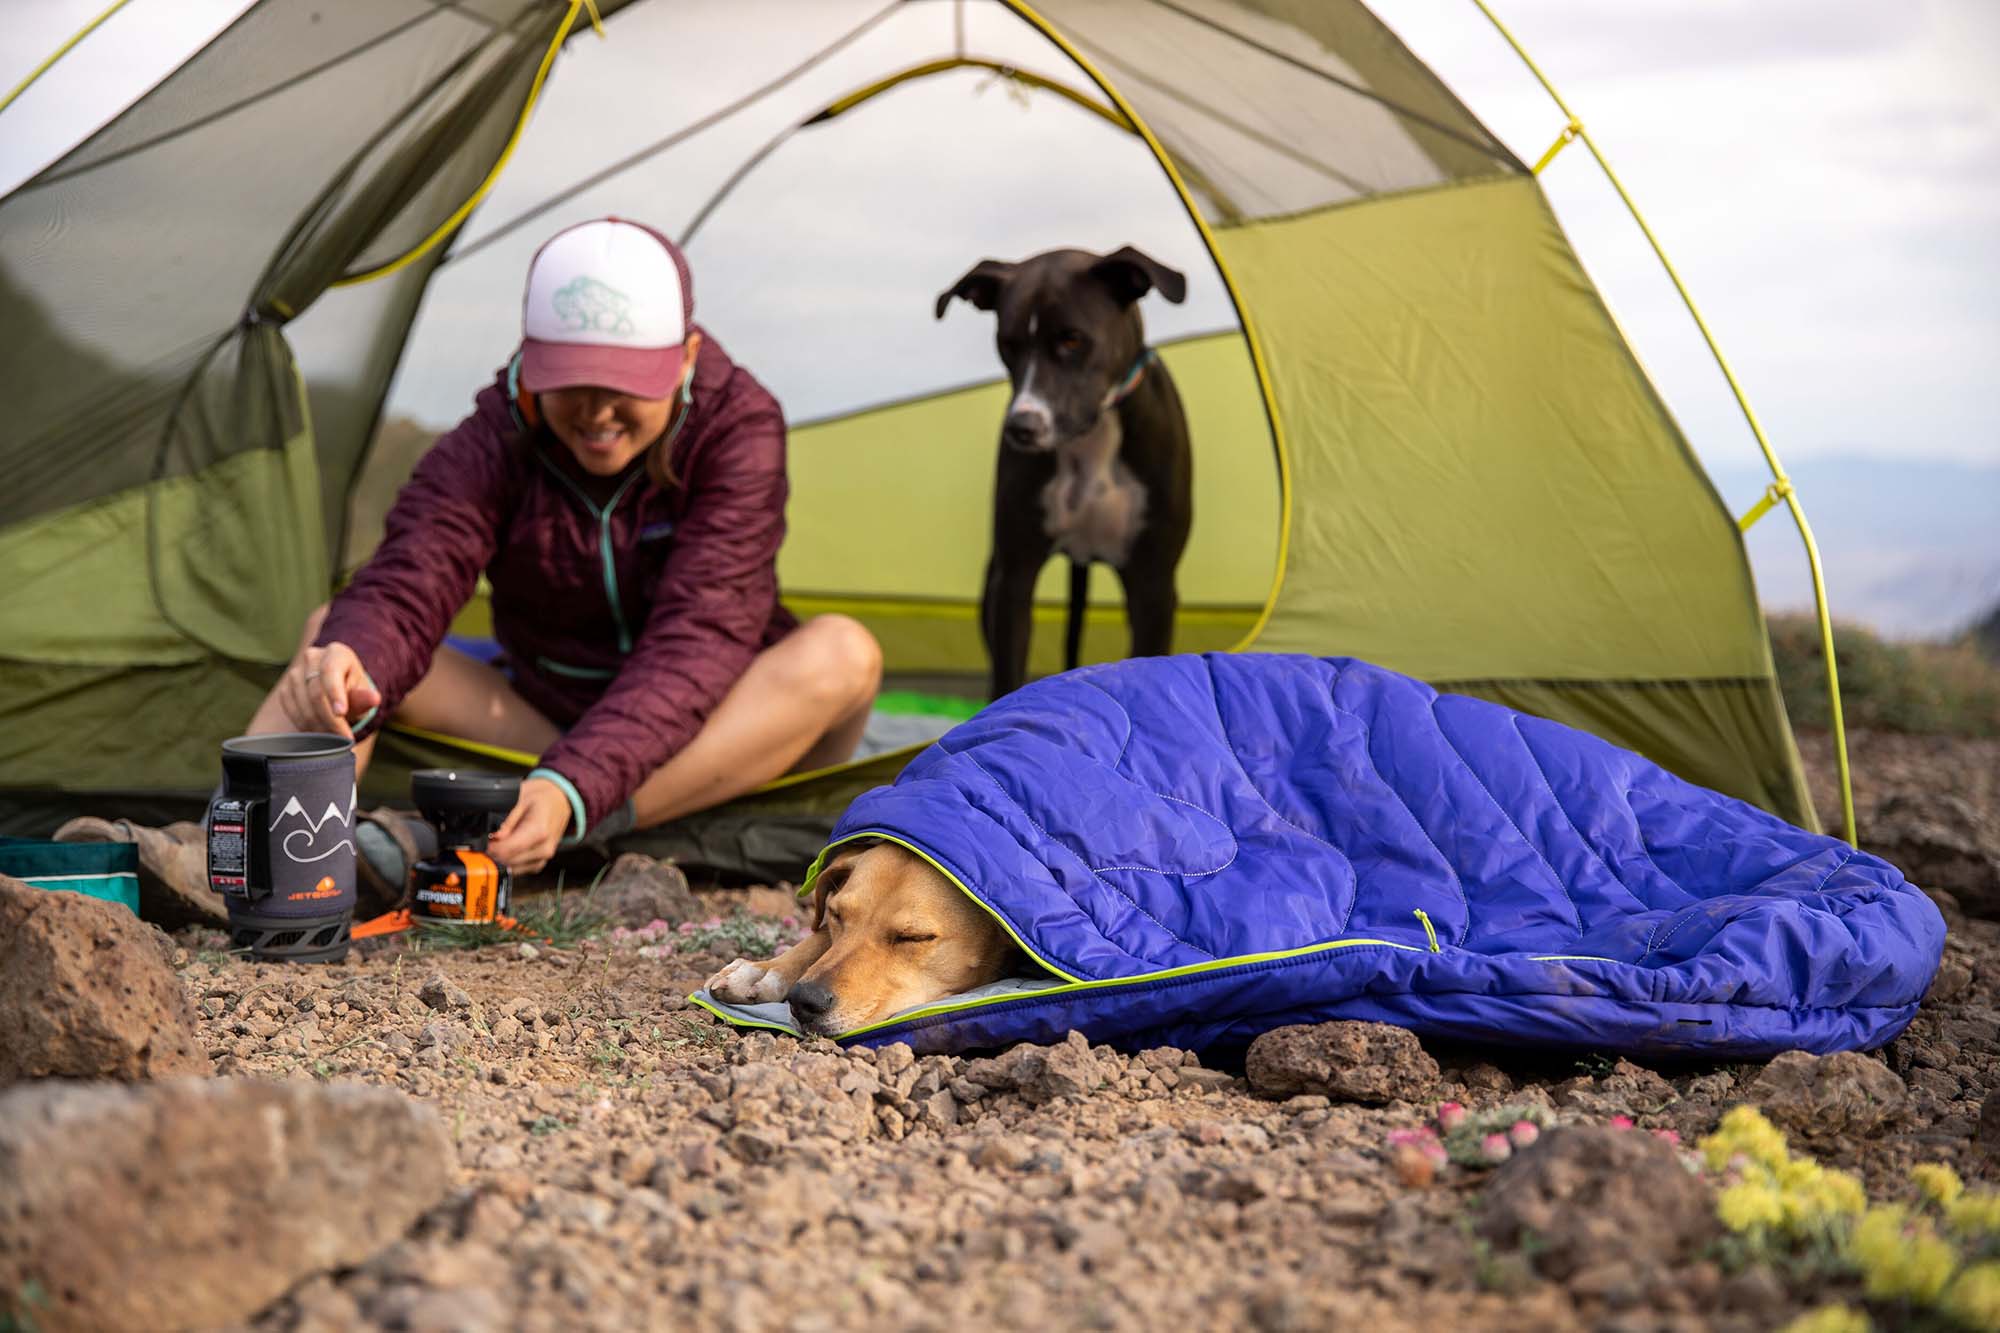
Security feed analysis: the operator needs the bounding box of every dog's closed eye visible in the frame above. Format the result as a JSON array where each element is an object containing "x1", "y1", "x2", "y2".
[{"x1": 893, "y1": 930, "x2": 938, "y2": 945}]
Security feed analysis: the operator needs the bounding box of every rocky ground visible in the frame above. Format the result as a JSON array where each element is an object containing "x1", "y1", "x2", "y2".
[{"x1": 7, "y1": 726, "x2": 2000, "y2": 1331}]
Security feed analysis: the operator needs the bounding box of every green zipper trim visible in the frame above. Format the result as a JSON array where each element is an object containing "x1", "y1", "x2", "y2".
[
  {"x1": 831, "y1": 934, "x2": 1426, "y2": 1041},
  {"x1": 537, "y1": 455, "x2": 644, "y2": 654},
  {"x1": 536, "y1": 656, "x2": 617, "y2": 680},
  {"x1": 1414, "y1": 908, "x2": 1440, "y2": 952},
  {"x1": 738, "y1": 829, "x2": 1437, "y2": 1042}
]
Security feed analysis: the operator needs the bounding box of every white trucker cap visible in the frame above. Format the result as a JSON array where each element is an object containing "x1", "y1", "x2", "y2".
[{"x1": 519, "y1": 217, "x2": 694, "y2": 399}]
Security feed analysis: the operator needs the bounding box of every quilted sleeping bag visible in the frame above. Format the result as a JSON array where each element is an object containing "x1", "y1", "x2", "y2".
[{"x1": 697, "y1": 653, "x2": 1945, "y2": 1057}]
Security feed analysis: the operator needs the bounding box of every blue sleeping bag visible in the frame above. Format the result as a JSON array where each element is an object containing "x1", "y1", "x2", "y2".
[{"x1": 698, "y1": 654, "x2": 1944, "y2": 1058}]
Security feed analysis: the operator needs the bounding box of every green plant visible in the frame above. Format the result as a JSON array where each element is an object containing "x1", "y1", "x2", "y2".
[
  {"x1": 1769, "y1": 614, "x2": 2000, "y2": 738},
  {"x1": 527, "y1": 1115, "x2": 567, "y2": 1137},
  {"x1": 615, "y1": 909, "x2": 806, "y2": 960}
]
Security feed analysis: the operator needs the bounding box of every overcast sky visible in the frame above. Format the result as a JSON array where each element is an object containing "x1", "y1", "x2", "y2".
[{"x1": 3, "y1": 0, "x2": 1995, "y2": 631}]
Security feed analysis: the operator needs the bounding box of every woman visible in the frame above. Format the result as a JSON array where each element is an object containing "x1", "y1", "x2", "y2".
[{"x1": 264, "y1": 216, "x2": 880, "y2": 883}]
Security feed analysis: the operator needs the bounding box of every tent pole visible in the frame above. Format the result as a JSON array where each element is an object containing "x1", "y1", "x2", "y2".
[
  {"x1": 998, "y1": 1, "x2": 1293, "y2": 653},
  {"x1": 1470, "y1": 0, "x2": 1856, "y2": 844},
  {"x1": 0, "y1": 0, "x2": 137, "y2": 118}
]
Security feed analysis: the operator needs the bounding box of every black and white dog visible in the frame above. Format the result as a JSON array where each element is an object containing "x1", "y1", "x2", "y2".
[{"x1": 936, "y1": 246, "x2": 1193, "y2": 699}]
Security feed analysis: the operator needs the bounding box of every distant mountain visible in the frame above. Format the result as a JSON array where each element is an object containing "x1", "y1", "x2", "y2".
[{"x1": 1713, "y1": 455, "x2": 2000, "y2": 641}]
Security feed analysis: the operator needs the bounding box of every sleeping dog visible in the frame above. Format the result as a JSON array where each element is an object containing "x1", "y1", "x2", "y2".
[
  {"x1": 706, "y1": 841, "x2": 1023, "y2": 1037},
  {"x1": 935, "y1": 246, "x2": 1193, "y2": 699}
]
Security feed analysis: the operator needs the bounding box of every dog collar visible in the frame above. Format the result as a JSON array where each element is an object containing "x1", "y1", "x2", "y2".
[{"x1": 1100, "y1": 346, "x2": 1158, "y2": 411}]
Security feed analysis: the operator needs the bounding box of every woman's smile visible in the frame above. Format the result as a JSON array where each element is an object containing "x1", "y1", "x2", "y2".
[{"x1": 544, "y1": 386, "x2": 674, "y2": 475}]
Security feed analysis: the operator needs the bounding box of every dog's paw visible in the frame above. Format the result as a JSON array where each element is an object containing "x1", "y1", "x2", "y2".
[{"x1": 707, "y1": 957, "x2": 789, "y2": 1005}]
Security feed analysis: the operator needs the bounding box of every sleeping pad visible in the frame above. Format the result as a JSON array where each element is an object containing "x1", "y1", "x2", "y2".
[{"x1": 694, "y1": 653, "x2": 1944, "y2": 1057}]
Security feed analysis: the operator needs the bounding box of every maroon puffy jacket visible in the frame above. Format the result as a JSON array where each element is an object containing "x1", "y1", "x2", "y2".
[{"x1": 318, "y1": 328, "x2": 795, "y2": 834}]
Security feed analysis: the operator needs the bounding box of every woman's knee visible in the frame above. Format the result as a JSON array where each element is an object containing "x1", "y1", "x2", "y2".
[{"x1": 798, "y1": 615, "x2": 882, "y2": 707}]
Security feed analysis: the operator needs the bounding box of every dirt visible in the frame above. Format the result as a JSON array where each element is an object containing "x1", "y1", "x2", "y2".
[{"x1": 133, "y1": 728, "x2": 2000, "y2": 1330}]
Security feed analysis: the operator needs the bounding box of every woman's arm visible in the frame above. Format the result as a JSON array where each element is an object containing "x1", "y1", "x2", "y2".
[
  {"x1": 533, "y1": 394, "x2": 789, "y2": 836},
  {"x1": 315, "y1": 385, "x2": 516, "y2": 730}
]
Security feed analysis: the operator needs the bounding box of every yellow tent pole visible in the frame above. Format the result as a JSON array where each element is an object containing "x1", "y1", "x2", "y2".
[
  {"x1": 1470, "y1": 0, "x2": 1855, "y2": 844},
  {"x1": 814, "y1": 57, "x2": 1130, "y2": 131},
  {"x1": 332, "y1": 0, "x2": 601, "y2": 288},
  {"x1": 997, "y1": 0, "x2": 1293, "y2": 653},
  {"x1": 0, "y1": 0, "x2": 137, "y2": 118}
]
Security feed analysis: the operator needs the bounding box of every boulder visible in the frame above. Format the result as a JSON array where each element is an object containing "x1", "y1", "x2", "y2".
[
  {"x1": 0, "y1": 874, "x2": 210, "y2": 1085},
  {"x1": 1479, "y1": 1125, "x2": 1716, "y2": 1280},
  {"x1": 0, "y1": 1078, "x2": 454, "y2": 1331},
  {"x1": 1745, "y1": 1049, "x2": 1910, "y2": 1138},
  {"x1": 590, "y1": 853, "x2": 700, "y2": 927},
  {"x1": 1244, "y1": 1021, "x2": 1438, "y2": 1104},
  {"x1": 1861, "y1": 792, "x2": 2000, "y2": 919}
]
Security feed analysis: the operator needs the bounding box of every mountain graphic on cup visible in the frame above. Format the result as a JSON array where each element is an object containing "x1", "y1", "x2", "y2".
[{"x1": 270, "y1": 785, "x2": 356, "y2": 864}]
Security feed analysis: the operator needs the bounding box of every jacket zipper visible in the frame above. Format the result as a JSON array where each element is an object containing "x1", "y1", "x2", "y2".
[{"x1": 537, "y1": 455, "x2": 645, "y2": 653}]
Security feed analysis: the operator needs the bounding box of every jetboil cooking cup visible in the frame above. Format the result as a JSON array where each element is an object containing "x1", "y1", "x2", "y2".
[{"x1": 206, "y1": 733, "x2": 357, "y2": 963}]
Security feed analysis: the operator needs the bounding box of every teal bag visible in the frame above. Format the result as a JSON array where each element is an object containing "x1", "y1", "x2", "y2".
[{"x1": 0, "y1": 835, "x2": 141, "y2": 915}]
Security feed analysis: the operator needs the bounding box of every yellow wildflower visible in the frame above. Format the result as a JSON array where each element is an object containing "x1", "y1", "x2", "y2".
[
  {"x1": 1777, "y1": 1305, "x2": 1872, "y2": 1333},
  {"x1": 1951, "y1": 1193, "x2": 2000, "y2": 1238},
  {"x1": 1943, "y1": 1262, "x2": 2000, "y2": 1333},
  {"x1": 1701, "y1": 1104, "x2": 1791, "y2": 1173},
  {"x1": 1849, "y1": 1205, "x2": 1957, "y2": 1304},
  {"x1": 1914, "y1": 1163, "x2": 1966, "y2": 1209},
  {"x1": 1718, "y1": 1180, "x2": 1786, "y2": 1233}
]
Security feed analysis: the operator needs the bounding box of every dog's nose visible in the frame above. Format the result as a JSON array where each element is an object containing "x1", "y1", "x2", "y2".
[
  {"x1": 787, "y1": 979, "x2": 834, "y2": 1026},
  {"x1": 1003, "y1": 412, "x2": 1050, "y2": 451}
]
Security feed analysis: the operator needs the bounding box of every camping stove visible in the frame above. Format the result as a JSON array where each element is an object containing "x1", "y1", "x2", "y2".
[{"x1": 408, "y1": 769, "x2": 518, "y2": 926}]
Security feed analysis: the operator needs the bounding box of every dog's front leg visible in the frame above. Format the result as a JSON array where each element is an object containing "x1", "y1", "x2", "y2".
[
  {"x1": 1118, "y1": 562, "x2": 1179, "y2": 659},
  {"x1": 707, "y1": 929, "x2": 832, "y2": 1006},
  {"x1": 983, "y1": 558, "x2": 1041, "y2": 698}
]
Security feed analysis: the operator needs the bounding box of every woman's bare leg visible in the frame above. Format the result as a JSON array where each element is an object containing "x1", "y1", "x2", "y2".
[
  {"x1": 630, "y1": 615, "x2": 882, "y2": 827},
  {"x1": 246, "y1": 608, "x2": 880, "y2": 827}
]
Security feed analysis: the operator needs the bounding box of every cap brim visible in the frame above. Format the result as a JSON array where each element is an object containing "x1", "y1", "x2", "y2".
[{"x1": 519, "y1": 338, "x2": 683, "y2": 399}]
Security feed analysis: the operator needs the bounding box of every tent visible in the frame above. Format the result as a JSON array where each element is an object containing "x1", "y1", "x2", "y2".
[{"x1": 0, "y1": 0, "x2": 1836, "y2": 879}]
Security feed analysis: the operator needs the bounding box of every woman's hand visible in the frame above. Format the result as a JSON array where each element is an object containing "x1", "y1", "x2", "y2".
[
  {"x1": 488, "y1": 777, "x2": 573, "y2": 875},
  {"x1": 276, "y1": 641, "x2": 381, "y2": 740}
]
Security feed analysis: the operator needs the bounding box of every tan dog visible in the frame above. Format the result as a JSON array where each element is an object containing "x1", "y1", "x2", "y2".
[{"x1": 706, "y1": 841, "x2": 1022, "y2": 1037}]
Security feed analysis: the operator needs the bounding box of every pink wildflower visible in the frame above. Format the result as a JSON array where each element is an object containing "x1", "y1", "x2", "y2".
[
  {"x1": 1479, "y1": 1133, "x2": 1513, "y2": 1164},
  {"x1": 1435, "y1": 1101, "x2": 1467, "y2": 1132},
  {"x1": 678, "y1": 922, "x2": 699, "y2": 934},
  {"x1": 1423, "y1": 1140, "x2": 1449, "y2": 1167},
  {"x1": 1609, "y1": 1115, "x2": 1635, "y2": 1130},
  {"x1": 1650, "y1": 1128, "x2": 1681, "y2": 1145},
  {"x1": 1508, "y1": 1120, "x2": 1540, "y2": 1148},
  {"x1": 1386, "y1": 1126, "x2": 1438, "y2": 1147}
]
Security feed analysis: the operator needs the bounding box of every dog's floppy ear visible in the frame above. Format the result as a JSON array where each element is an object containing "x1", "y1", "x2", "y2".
[
  {"x1": 1089, "y1": 246, "x2": 1187, "y2": 306},
  {"x1": 935, "y1": 259, "x2": 1016, "y2": 319},
  {"x1": 808, "y1": 843, "x2": 870, "y2": 930}
]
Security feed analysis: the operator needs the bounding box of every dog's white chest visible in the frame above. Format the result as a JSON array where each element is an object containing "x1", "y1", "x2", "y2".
[{"x1": 1040, "y1": 415, "x2": 1147, "y2": 566}]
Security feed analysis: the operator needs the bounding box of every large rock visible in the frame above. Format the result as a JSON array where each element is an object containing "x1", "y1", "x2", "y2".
[
  {"x1": 0, "y1": 874, "x2": 210, "y2": 1085},
  {"x1": 1479, "y1": 1125, "x2": 1716, "y2": 1280},
  {"x1": 591, "y1": 853, "x2": 700, "y2": 927},
  {"x1": 1244, "y1": 1021, "x2": 1438, "y2": 1104},
  {"x1": 1862, "y1": 792, "x2": 2000, "y2": 919},
  {"x1": 1746, "y1": 1049, "x2": 1909, "y2": 1138},
  {"x1": 961, "y1": 1031, "x2": 1106, "y2": 1104},
  {"x1": 0, "y1": 1078, "x2": 455, "y2": 1332}
]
